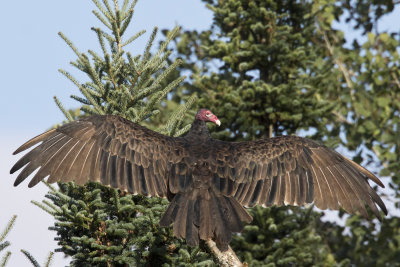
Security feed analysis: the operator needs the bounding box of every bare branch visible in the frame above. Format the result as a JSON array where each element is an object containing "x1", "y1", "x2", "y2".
[{"x1": 206, "y1": 239, "x2": 247, "y2": 267}]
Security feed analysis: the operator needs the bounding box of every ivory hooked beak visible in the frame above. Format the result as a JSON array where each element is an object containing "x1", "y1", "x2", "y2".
[{"x1": 215, "y1": 119, "x2": 221, "y2": 126}]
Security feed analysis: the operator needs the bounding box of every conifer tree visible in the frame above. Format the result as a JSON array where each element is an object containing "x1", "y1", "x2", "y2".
[
  {"x1": 159, "y1": 0, "x2": 400, "y2": 265},
  {"x1": 0, "y1": 215, "x2": 15, "y2": 267},
  {"x1": 33, "y1": 0, "x2": 214, "y2": 266},
  {"x1": 0, "y1": 216, "x2": 53, "y2": 267}
]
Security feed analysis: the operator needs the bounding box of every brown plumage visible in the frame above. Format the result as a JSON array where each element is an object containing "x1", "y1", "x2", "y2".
[{"x1": 10, "y1": 109, "x2": 387, "y2": 249}]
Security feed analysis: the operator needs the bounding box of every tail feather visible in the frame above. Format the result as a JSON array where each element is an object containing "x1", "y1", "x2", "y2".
[
  {"x1": 224, "y1": 195, "x2": 252, "y2": 232},
  {"x1": 173, "y1": 196, "x2": 189, "y2": 239},
  {"x1": 199, "y1": 195, "x2": 213, "y2": 240},
  {"x1": 185, "y1": 198, "x2": 199, "y2": 246},
  {"x1": 159, "y1": 188, "x2": 253, "y2": 249},
  {"x1": 159, "y1": 193, "x2": 182, "y2": 226},
  {"x1": 211, "y1": 193, "x2": 233, "y2": 246}
]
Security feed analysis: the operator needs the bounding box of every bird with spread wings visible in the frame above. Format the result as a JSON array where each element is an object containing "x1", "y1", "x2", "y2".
[{"x1": 10, "y1": 109, "x2": 387, "y2": 249}]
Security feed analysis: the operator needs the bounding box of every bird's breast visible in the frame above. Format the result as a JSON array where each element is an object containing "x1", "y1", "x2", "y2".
[{"x1": 191, "y1": 161, "x2": 213, "y2": 189}]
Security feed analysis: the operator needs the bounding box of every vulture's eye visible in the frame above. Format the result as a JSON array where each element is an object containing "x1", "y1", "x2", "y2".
[{"x1": 206, "y1": 113, "x2": 212, "y2": 117}]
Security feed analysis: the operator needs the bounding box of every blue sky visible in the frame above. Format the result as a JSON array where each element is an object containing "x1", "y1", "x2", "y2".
[{"x1": 1, "y1": 1, "x2": 399, "y2": 266}]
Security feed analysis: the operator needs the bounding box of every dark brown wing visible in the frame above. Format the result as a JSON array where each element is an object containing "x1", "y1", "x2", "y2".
[
  {"x1": 10, "y1": 115, "x2": 185, "y2": 197},
  {"x1": 206, "y1": 136, "x2": 387, "y2": 219}
]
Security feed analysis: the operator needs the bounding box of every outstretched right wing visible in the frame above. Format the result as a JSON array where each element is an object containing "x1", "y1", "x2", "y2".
[{"x1": 206, "y1": 136, "x2": 387, "y2": 219}]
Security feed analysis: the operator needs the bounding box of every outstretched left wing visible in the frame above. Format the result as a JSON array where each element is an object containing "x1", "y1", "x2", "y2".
[{"x1": 10, "y1": 115, "x2": 186, "y2": 197}]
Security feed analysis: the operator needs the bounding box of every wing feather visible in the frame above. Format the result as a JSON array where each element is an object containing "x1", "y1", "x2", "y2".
[
  {"x1": 206, "y1": 136, "x2": 387, "y2": 219},
  {"x1": 11, "y1": 115, "x2": 185, "y2": 198}
]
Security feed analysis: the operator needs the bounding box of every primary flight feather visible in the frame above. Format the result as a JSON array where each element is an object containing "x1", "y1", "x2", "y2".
[{"x1": 10, "y1": 109, "x2": 387, "y2": 249}]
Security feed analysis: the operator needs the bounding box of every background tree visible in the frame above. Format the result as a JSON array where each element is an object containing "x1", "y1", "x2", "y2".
[
  {"x1": 0, "y1": 216, "x2": 54, "y2": 267},
  {"x1": 0, "y1": 216, "x2": 15, "y2": 267},
  {"x1": 157, "y1": 0, "x2": 400, "y2": 265}
]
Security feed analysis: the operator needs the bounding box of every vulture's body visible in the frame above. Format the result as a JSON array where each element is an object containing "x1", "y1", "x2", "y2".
[{"x1": 10, "y1": 109, "x2": 387, "y2": 249}]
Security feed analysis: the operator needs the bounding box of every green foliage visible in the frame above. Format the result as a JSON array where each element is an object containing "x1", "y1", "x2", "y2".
[
  {"x1": 20, "y1": 250, "x2": 54, "y2": 267},
  {"x1": 0, "y1": 216, "x2": 55, "y2": 267},
  {"x1": 0, "y1": 215, "x2": 15, "y2": 267},
  {"x1": 159, "y1": 0, "x2": 400, "y2": 265},
  {"x1": 231, "y1": 206, "x2": 340, "y2": 266},
  {"x1": 55, "y1": 0, "x2": 190, "y2": 136},
  {"x1": 34, "y1": 183, "x2": 212, "y2": 266},
  {"x1": 319, "y1": 215, "x2": 400, "y2": 266},
  {"x1": 164, "y1": 0, "x2": 341, "y2": 142}
]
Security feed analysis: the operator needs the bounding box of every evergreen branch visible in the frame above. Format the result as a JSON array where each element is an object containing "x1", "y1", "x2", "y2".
[
  {"x1": 81, "y1": 106, "x2": 98, "y2": 115},
  {"x1": 114, "y1": 0, "x2": 121, "y2": 27},
  {"x1": 81, "y1": 88, "x2": 105, "y2": 114},
  {"x1": 137, "y1": 94, "x2": 161, "y2": 121},
  {"x1": 38, "y1": 197, "x2": 64, "y2": 214},
  {"x1": 92, "y1": 28, "x2": 108, "y2": 56},
  {"x1": 49, "y1": 186, "x2": 74, "y2": 203},
  {"x1": 70, "y1": 61, "x2": 86, "y2": 73},
  {"x1": 92, "y1": 10, "x2": 112, "y2": 30},
  {"x1": 121, "y1": 0, "x2": 137, "y2": 22},
  {"x1": 121, "y1": 0, "x2": 130, "y2": 15},
  {"x1": 88, "y1": 49, "x2": 103, "y2": 63},
  {"x1": 111, "y1": 18, "x2": 122, "y2": 52},
  {"x1": 152, "y1": 51, "x2": 171, "y2": 72},
  {"x1": 0, "y1": 242, "x2": 10, "y2": 253},
  {"x1": 151, "y1": 26, "x2": 180, "y2": 63},
  {"x1": 54, "y1": 96, "x2": 74, "y2": 122},
  {"x1": 42, "y1": 199, "x2": 64, "y2": 213},
  {"x1": 31, "y1": 200, "x2": 57, "y2": 216},
  {"x1": 0, "y1": 251, "x2": 11, "y2": 267},
  {"x1": 85, "y1": 82, "x2": 104, "y2": 97},
  {"x1": 127, "y1": 53, "x2": 140, "y2": 87},
  {"x1": 104, "y1": 54, "x2": 117, "y2": 89},
  {"x1": 168, "y1": 94, "x2": 197, "y2": 136},
  {"x1": 42, "y1": 181, "x2": 58, "y2": 192},
  {"x1": 96, "y1": 28, "x2": 116, "y2": 44},
  {"x1": 80, "y1": 55, "x2": 102, "y2": 86},
  {"x1": 156, "y1": 76, "x2": 185, "y2": 102},
  {"x1": 120, "y1": 8, "x2": 134, "y2": 36},
  {"x1": 151, "y1": 59, "x2": 183, "y2": 88},
  {"x1": 92, "y1": 0, "x2": 114, "y2": 21},
  {"x1": 58, "y1": 32, "x2": 81, "y2": 58},
  {"x1": 0, "y1": 215, "x2": 16, "y2": 243},
  {"x1": 71, "y1": 95, "x2": 91, "y2": 105},
  {"x1": 137, "y1": 76, "x2": 184, "y2": 121},
  {"x1": 173, "y1": 124, "x2": 191, "y2": 137},
  {"x1": 58, "y1": 69, "x2": 81, "y2": 88},
  {"x1": 112, "y1": 189, "x2": 121, "y2": 210},
  {"x1": 141, "y1": 27, "x2": 158, "y2": 68},
  {"x1": 132, "y1": 84, "x2": 161, "y2": 104},
  {"x1": 127, "y1": 107, "x2": 139, "y2": 122},
  {"x1": 102, "y1": 0, "x2": 115, "y2": 20},
  {"x1": 44, "y1": 252, "x2": 54, "y2": 267},
  {"x1": 111, "y1": 51, "x2": 124, "y2": 76},
  {"x1": 20, "y1": 249, "x2": 40, "y2": 267},
  {"x1": 136, "y1": 69, "x2": 154, "y2": 89},
  {"x1": 122, "y1": 30, "x2": 145, "y2": 47}
]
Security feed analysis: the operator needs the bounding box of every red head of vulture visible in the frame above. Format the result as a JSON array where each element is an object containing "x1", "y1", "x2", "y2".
[{"x1": 10, "y1": 109, "x2": 387, "y2": 249}]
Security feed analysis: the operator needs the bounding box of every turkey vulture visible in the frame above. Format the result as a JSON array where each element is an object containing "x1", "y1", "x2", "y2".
[{"x1": 10, "y1": 109, "x2": 387, "y2": 249}]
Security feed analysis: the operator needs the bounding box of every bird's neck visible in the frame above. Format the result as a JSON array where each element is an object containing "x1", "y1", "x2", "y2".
[{"x1": 186, "y1": 120, "x2": 211, "y2": 140}]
